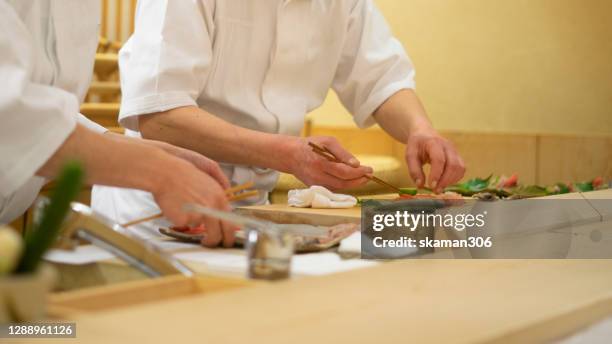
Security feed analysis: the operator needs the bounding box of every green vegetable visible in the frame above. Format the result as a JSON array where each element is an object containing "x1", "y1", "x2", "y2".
[
  {"x1": 486, "y1": 188, "x2": 512, "y2": 198},
  {"x1": 573, "y1": 182, "x2": 594, "y2": 192},
  {"x1": 547, "y1": 183, "x2": 571, "y2": 195},
  {"x1": 513, "y1": 185, "x2": 549, "y2": 198},
  {"x1": 398, "y1": 187, "x2": 418, "y2": 196},
  {"x1": 0, "y1": 226, "x2": 23, "y2": 275},
  {"x1": 445, "y1": 175, "x2": 492, "y2": 196},
  {"x1": 16, "y1": 162, "x2": 83, "y2": 274}
]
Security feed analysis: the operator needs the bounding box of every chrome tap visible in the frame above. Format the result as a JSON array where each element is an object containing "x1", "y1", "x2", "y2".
[{"x1": 52, "y1": 202, "x2": 193, "y2": 277}]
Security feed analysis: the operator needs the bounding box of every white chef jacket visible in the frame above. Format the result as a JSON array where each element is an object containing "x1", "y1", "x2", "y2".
[
  {"x1": 0, "y1": 0, "x2": 106, "y2": 224},
  {"x1": 92, "y1": 0, "x2": 415, "y2": 234}
]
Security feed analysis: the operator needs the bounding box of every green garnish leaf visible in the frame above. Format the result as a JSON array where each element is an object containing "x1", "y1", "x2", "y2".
[
  {"x1": 16, "y1": 161, "x2": 83, "y2": 274},
  {"x1": 398, "y1": 187, "x2": 418, "y2": 196},
  {"x1": 573, "y1": 182, "x2": 594, "y2": 192}
]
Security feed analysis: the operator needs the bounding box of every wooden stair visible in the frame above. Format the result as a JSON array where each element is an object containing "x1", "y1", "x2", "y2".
[{"x1": 80, "y1": 103, "x2": 120, "y2": 128}]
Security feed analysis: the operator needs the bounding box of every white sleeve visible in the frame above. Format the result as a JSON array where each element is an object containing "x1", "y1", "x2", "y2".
[
  {"x1": 0, "y1": 2, "x2": 78, "y2": 198},
  {"x1": 332, "y1": 0, "x2": 416, "y2": 128},
  {"x1": 77, "y1": 113, "x2": 108, "y2": 134},
  {"x1": 118, "y1": 0, "x2": 215, "y2": 131}
]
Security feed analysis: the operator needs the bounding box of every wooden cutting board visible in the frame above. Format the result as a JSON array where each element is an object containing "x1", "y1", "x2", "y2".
[
  {"x1": 235, "y1": 194, "x2": 407, "y2": 225},
  {"x1": 236, "y1": 204, "x2": 362, "y2": 226},
  {"x1": 237, "y1": 190, "x2": 612, "y2": 226}
]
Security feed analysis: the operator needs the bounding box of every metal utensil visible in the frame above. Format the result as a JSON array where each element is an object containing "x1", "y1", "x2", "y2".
[
  {"x1": 182, "y1": 204, "x2": 301, "y2": 280},
  {"x1": 55, "y1": 202, "x2": 193, "y2": 277}
]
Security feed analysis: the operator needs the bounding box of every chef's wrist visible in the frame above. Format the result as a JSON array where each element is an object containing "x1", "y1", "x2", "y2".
[
  {"x1": 271, "y1": 135, "x2": 301, "y2": 174},
  {"x1": 134, "y1": 147, "x2": 180, "y2": 195},
  {"x1": 405, "y1": 116, "x2": 435, "y2": 138}
]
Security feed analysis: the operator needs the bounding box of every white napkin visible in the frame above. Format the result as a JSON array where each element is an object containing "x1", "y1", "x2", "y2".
[{"x1": 288, "y1": 186, "x2": 357, "y2": 209}]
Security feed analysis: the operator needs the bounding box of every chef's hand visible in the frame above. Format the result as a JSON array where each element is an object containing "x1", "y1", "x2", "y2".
[
  {"x1": 143, "y1": 139, "x2": 230, "y2": 189},
  {"x1": 405, "y1": 128, "x2": 465, "y2": 193},
  {"x1": 287, "y1": 136, "x2": 373, "y2": 190},
  {"x1": 152, "y1": 154, "x2": 238, "y2": 248}
]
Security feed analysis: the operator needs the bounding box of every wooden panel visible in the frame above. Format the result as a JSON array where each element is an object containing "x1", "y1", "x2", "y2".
[
  {"x1": 100, "y1": 0, "x2": 108, "y2": 37},
  {"x1": 537, "y1": 135, "x2": 612, "y2": 185},
  {"x1": 53, "y1": 260, "x2": 612, "y2": 344},
  {"x1": 444, "y1": 131, "x2": 538, "y2": 184}
]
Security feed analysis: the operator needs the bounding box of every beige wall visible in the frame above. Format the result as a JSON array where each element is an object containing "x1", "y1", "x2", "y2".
[{"x1": 310, "y1": 0, "x2": 612, "y2": 135}]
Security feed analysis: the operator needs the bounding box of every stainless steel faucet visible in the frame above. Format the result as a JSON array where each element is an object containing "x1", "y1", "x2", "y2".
[{"x1": 53, "y1": 202, "x2": 193, "y2": 278}]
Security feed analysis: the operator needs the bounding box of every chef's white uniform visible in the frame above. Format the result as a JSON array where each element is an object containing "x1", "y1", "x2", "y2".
[
  {"x1": 92, "y1": 0, "x2": 415, "y2": 234},
  {"x1": 0, "y1": 0, "x2": 106, "y2": 224}
]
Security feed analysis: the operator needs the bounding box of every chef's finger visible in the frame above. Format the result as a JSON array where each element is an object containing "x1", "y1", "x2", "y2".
[
  {"x1": 313, "y1": 172, "x2": 368, "y2": 191},
  {"x1": 440, "y1": 146, "x2": 466, "y2": 189},
  {"x1": 163, "y1": 208, "x2": 188, "y2": 228},
  {"x1": 425, "y1": 142, "x2": 446, "y2": 192},
  {"x1": 406, "y1": 143, "x2": 425, "y2": 188},
  {"x1": 207, "y1": 163, "x2": 231, "y2": 190},
  {"x1": 332, "y1": 175, "x2": 370, "y2": 190},
  {"x1": 221, "y1": 221, "x2": 238, "y2": 248},
  {"x1": 436, "y1": 149, "x2": 463, "y2": 191},
  {"x1": 200, "y1": 218, "x2": 223, "y2": 247},
  {"x1": 321, "y1": 139, "x2": 361, "y2": 167},
  {"x1": 194, "y1": 159, "x2": 230, "y2": 189},
  {"x1": 321, "y1": 160, "x2": 373, "y2": 180}
]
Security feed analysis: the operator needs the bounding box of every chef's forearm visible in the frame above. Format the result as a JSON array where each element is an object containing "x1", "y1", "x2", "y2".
[
  {"x1": 373, "y1": 89, "x2": 436, "y2": 142},
  {"x1": 37, "y1": 124, "x2": 174, "y2": 193},
  {"x1": 138, "y1": 106, "x2": 294, "y2": 172}
]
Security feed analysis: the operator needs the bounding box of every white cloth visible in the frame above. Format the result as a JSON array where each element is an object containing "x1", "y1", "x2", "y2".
[
  {"x1": 288, "y1": 186, "x2": 357, "y2": 209},
  {"x1": 92, "y1": 0, "x2": 414, "y2": 232},
  {"x1": 0, "y1": 0, "x2": 102, "y2": 224}
]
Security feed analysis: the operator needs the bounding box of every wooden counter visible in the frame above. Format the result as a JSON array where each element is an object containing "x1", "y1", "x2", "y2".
[
  {"x1": 18, "y1": 190, "x2": 611, "y2": 343},
  {"x1": 9, "y1": 260, "x2": 612, "y2": 344}
]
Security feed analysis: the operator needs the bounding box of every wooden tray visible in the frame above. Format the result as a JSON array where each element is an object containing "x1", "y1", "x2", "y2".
[{"x1": 48, "y1": 275, "x2": 252, "y2": 317}]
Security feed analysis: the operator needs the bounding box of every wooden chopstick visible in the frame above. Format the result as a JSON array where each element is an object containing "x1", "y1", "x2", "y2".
[
  {"x1": 227, "y1": 190, "x2": 260, "y2": 202},
  {"x1": 308, "y1": 142, "x2": 339, "y2": 162},
  {"x1": 121, "y1": 213, "x2": 164, "y2": 228},
  {"x1": 368, "y1": 175, "x2": 402, "y2": 194},
  {"x1": 308, "y1": 141, "x2": 402, "y2": 194},
  {"x1": 224, "y1": 181, "x2": 255, "y2": 196},
  {"x1": 121, "y1": 182, "x2": 259, "y2": 228}
]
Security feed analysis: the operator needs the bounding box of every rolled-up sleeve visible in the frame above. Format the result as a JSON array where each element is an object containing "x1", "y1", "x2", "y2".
[
  {"x1": 118, "y1": 0, "x2": 214, "y2": 131},
  {"x1": 332, "y1": 0, "x2": 416, "y2": 128},
  {"x1": 0, "y1": 3, "x2": 78, "y2": 197},
  {"x1": 77, "y1": 113, "x2": 108, "y2": 134}
]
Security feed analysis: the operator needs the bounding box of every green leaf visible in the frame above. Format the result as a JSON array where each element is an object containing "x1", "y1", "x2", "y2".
[
  {"x1": 398, "y1": 187, "x2": 418, "y2": 196},
  {"x1": 445, "y1": 175, "x2": 493, "y2": 196},
  {"x1": 16, "y1": 161, "x2": 83, "y2": 274},
  {"x1": 547, "y1": 183, "x2": 570, "y2": 195},
  {"x1": 513, "y1": 185, "x2": 549, "y2": 198},
  {"x1": 573, "y1": 182, "x2": 594, "y2": 192}
]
